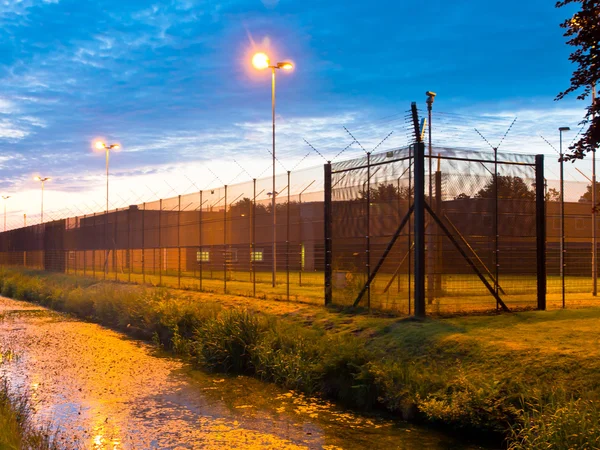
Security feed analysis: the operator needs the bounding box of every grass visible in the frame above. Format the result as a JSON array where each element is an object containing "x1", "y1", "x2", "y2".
[
  {"x1": 1, "y1": 267, "x2": 600, "y2": 448},
  {"x1": 64, "y1": 266, "x2": 600, "y2": 314},
  {"x1": 0, "y1": 356, "x2": 58, "y2": 450}
]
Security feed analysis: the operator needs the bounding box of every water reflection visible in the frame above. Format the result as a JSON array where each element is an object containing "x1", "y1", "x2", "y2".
[{"x1": 0, "y1": 297, "x2": 485, "y2": 449}]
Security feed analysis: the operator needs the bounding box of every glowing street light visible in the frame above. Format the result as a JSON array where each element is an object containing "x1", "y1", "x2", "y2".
[
  {"x1": 94, "y1": 141, "x2": 120, "y2": 277},
  {"x1": 2, "y1": 195, "x2": 10, "y2": 232},
  {"x1": 252, "y1": 52, "x2": 294, "y2": 287},
  {"x1": 34, "y1": 176, "x2": 51, "y2": 223}
]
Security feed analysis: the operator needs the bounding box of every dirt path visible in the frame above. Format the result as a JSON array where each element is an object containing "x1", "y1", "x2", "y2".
[{"x1": 0, "y1": 297, "x2": 481, "y2": 449}]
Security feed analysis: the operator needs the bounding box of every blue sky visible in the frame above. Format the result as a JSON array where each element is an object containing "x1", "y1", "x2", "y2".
[{"x1": 0, "y1": 0, "x2": 590, "y2": 226}]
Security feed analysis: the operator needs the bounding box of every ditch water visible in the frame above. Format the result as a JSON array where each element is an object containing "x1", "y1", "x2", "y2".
[{"x1": 0, "y1": 297, "x2": 489, "y2": 449}]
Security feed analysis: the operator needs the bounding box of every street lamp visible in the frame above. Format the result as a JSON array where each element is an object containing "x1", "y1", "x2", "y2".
[
  {"x1": 592, "y1": 83, "x2": 597, "y2": 297},
  {"x1": 559, "y1": 126, "x2": 570, "y2": 308},
  {"x1": 252, "y1": 52, "x2": 293, "y2": 287},
  {"x1": 94, "y1": 141, "x2": 120, "y2": 277},
  {"x1": 2, "y1": 195, "x2": 10, "y2": 232},
  {"x1": 34, "y1": 176, "x2": 51, "y2": 223}
]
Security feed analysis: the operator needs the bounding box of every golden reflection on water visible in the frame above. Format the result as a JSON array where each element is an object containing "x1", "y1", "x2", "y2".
[{"x1": 0, "y1": 297, "x2": 477, "y2": 450}]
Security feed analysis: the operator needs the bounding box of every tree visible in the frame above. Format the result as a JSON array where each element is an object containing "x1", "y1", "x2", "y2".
[
  {"x1": 556, "y1": 0, "x2": 600, "y2": 160},
  {"x1": 475, "y1": 176, "x2": 535, "y2": 200},
  {"x1": 546, "y1": 187, "x2": 561, "y2": 202},
  {"x1": 578, "y1": 183, "x2": 600, "y2": 202},
  {"x1": 358, "y1": 183, "x2": 412, "y2": 202},
  {"x1": 228, "y1": 198, "x2": 267, "y2": 216}
]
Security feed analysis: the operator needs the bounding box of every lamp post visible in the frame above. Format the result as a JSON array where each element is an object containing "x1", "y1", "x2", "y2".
[
  {"x1": 252, "y1": 52, "x2": 293, "y2": 287},
  {"x1": 2, "y1": 196, "x2": 10, "y2": 232},
  {"x1": 94, "y1": 141, "x2": 120, "y2": 277},
  {"x1": 593, "y1": 83, "x2": 597, "y2": 296},
  {"x1": 559, "y1": 126, "x2": 570, "y2": 308},
  {"x1": 34, "y1": 177, "x2": 51, "y2": 223}
]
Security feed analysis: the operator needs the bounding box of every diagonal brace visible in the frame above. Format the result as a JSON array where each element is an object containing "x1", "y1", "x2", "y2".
[
  {"x1": 382, "y1": 217, "x2": 432, "y2": 294},
  {"x1": 443, "y1": 212, "x2": 506, "y2": 295},
  {"x1": 353, "y1": 205, "x2": 414, "y2": 307},
  {"x1": 424, "y1": 203, "x2": 510, "y2": 312}
]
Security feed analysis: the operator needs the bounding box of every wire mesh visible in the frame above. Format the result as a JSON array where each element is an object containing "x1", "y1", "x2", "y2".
[{"x1": 0, "y1": 141, "x2": 598, "y2": 315}]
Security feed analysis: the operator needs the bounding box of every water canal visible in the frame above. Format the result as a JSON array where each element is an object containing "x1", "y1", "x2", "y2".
[{"x1": 0, "y1": 296, "x2": 490, "y2": 449}]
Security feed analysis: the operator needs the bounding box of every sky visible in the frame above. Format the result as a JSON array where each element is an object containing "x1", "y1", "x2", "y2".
[{"x1": 0, "y1": 0, "x2": 592, "y2": 228}]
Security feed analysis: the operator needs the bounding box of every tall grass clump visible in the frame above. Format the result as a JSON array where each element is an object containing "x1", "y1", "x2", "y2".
[
  {"x1": 508, "y1": 396, "x2": 600, "y2": 450},
  {"x1": 0, "y1": 378, "x2": 59, "y2": 450},
  {"x1": 194, "y1": 309, "x2": 262, "y2": 373},
  {"x1": 3, "y1": 267, "x2": 600, "y2": 448}
]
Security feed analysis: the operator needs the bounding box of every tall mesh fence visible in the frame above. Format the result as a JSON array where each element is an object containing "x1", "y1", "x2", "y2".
[
  {"x1": 2, "y1": 144, "x2": 600, "y2": 314},
  {"x1": 0, "y1": 166, "x2": 325, "y2": 305},
  {"x1": 328, "y1": 146, "x2": 540, "y2": 314}
]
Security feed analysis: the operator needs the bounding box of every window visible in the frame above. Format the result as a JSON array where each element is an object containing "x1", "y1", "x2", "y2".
[
  {"x1": 224, "y1": 249, "x2": 238, "y2": 263},
  {"x1": 251, "y1": 249, "x2": 264, "y2": 262},
  {"x1": 196, "y1": 249, "x2": 210, "y2": 263}
]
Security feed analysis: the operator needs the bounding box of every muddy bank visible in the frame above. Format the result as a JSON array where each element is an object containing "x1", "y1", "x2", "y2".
[{"x1": 0, "y1": 297, "x2": 481, "y2": 449}]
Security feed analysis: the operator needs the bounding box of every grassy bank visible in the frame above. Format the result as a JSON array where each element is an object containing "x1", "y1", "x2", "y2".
[
  {"x1": 1, "y1": 268, "x2": 599, "y2": 449},
  {"x1": 0, "y1": 353, "x2": 57, "y2": 450}
]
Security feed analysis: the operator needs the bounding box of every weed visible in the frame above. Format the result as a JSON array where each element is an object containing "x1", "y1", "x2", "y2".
[
  {"x1": 194, "y1": 309, "x2": 262, "y2": 373},
  {"x1": 1, "y1": 267, "x2": 600, "y2": 448}
]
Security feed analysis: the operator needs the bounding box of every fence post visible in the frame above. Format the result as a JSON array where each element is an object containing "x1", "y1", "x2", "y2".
[
  {"x1": 199, "y1": 191, "x2": 203, "y2": 291},
  {"x1": 287, "y1": 170, "x2": 290, "y2": 301},
  {"x1": 178, "y1": 195, "x2": 181, "y2": 289},
  {"x1": 142, "y1": 202, "x2": 146, "y2": 284},
  {"x1": 224, "y1": 185, "x2": 228, "y2": 294},
  {"x1": 536, "y1": 154, "x2": 547, "y2": 310},
  {"x1": 127, "y1": 206, "x2": 131, "y2": 283},
  {"x1": 92, "y1": 212, "x2": 96, "y2": 280},
  {"x1": 83, "y1": 214, "x2": 87, "y2": 277},
  {"x1": 366, "y1": 152, "x2": 371, "y2": 309},
  {"x1": 114, "y1": 208, "x2": 118, "y2": 281},
  {"x1": 414, "y1": 142, "x2": 426, "y2": 318},
  {"x1": 435, "y1": 164, "x2": 443, "y2": 295},
  {"x1": 159, "y1": 199, "x2": 162, "y2": 286},
  {"x1": 408, "y1": 147, "x2": 412, "y2": 314},
  {"x1": 252, "y1": 181, "x2": 256, "y2": 297},
  {"x1": 324, "y1": 162, "x2": 333, "y2": 305}
]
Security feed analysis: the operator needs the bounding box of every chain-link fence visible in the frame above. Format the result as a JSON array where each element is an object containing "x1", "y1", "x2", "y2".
[
  {"x1": 0, "y1": 166, "x2": 325, "y2": 304},
  {"x1": 325, "y1": 145, "x2": 542, "y2": 314},
  {"x1": 2, "y1": 141, "x2": 600, "y2": 315}
]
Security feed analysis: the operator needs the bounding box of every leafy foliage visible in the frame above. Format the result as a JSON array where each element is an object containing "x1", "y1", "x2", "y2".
[
  {"x1": 578, "y1": 182, "x2": 600, "y2": 202},
  {"x1": 546, "y1": 187, "x2": 561, "y2": 202},
  {"x1": 2, "y1": 268, "x2": 600, "y2": 448},
  {"x1": 556, "y1": 0, "x2": 600, "y2": 160},
  {"x1": 475, "y1": 176, "x2": 535, "y2": 200},
  {"x1": 358, "y1": 183, "x2": 412, "y2": 202}
]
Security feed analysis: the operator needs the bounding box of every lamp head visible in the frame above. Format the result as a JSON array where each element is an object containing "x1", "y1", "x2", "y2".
[
  {"x1": 252, "y1": 52, "x2": 270, "y2": 70},
  {"x1": 277, "y1": 62, "x2": 293, "y2": 70},
  {"x1": 95, "y1": 141, "x2": 106, "y2": 150},
  {"x1": 559, "y1": 127, "x2": 571, "y2": 132},
  {"x1": 426, "y1": 91, "x2": 436, "y2": 105}
]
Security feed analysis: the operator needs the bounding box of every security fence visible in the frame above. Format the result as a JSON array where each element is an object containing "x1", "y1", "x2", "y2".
[
  {"x1": 0, "y1": 166, "x2": 326, "y2": 304},
  {"x1": 1, "y1": 143, "x2": 600, "y2": 315},
  {"x1": 325, "y1": 145, "x2": 543, "y2": 314}
]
